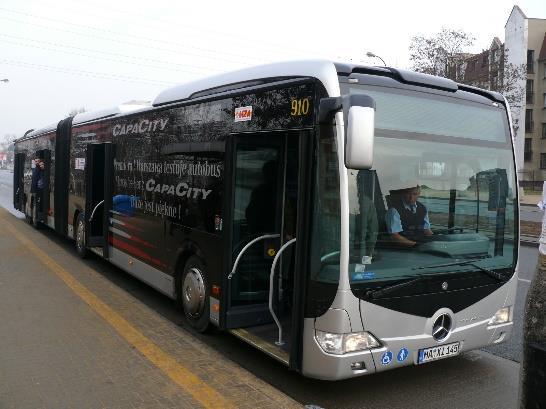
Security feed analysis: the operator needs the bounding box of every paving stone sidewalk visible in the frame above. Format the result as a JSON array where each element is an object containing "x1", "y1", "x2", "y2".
[{"x1": 0, "y1": 208, "x2": 300, "y2": 409}]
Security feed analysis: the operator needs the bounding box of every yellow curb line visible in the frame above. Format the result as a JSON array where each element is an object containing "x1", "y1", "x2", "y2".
[{"x1": 5, "y1": 220, "x2": 235, "y2": 409}]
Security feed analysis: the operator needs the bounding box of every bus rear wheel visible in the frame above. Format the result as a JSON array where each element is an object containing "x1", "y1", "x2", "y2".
[
  {"x1": 75, "y1": 213, "x2": 88, "y2": 259},
  {"x1": 180, "y1": 256, "x2": 210, "y2": 332}
]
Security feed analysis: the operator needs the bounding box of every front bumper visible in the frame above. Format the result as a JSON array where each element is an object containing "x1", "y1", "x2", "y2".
[{"x1": 301, "y1": 317, "x2": 513, "y2": 380}]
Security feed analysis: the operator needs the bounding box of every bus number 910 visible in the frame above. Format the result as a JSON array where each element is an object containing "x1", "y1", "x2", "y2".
[{"x1": 291, "y1": 98, "x2": 310, "y2": 116}]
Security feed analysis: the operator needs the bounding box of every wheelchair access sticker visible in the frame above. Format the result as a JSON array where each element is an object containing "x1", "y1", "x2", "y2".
[{"x1": 381, "y1": 351, "x2": 393, "y2": 365}]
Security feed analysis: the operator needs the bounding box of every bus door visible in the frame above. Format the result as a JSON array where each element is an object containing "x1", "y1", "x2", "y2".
[
  {"x1": 13, "y1": 152, "x2": 25, "y2": 211},
  {"x1": 54, "y1": 117, "x2": 72, "y2": 236},
  {"x1": 226, "y1": 130, "x2": 301, "y2": 363},
  {"x1": 42, "y1": 150, "x2": 51, "y2": 226},
  {"x1": 33, "y1": 149, "x2": 51, "y2": 225},
  {"x1": 85, "y1": 143, "x2": 114, "y2": 258}
]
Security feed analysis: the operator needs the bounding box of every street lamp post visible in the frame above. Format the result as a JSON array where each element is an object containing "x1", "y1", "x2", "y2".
[{"x1": 366, "y1": 52, "x2": 386, "y2": 67}]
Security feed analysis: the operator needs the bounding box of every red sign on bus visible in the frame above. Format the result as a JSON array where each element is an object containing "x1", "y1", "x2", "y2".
[{"x1": 234, "y1": 106, "x2": 252, "y2": 122}]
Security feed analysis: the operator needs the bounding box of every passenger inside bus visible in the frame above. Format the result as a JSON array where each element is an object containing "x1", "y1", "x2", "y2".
[
  {"x1": 385, "y1": 185, "x2": 433, "y2": 248},
  {"x1": 30, "y1": 156, "x2": 45, "y2": 213},
  {"x1": 244, "y1": 159, "x2": 296, "y2": 238},
  {"x1": 245, "y1": 160, "x2": 278, "y2": 234}
]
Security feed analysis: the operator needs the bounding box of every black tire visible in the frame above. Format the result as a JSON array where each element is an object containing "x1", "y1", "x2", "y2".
[
  {"x1": 179, "y1": 256, "x2": 210, "y2": 332},
  {"x1": 75, "y1": 213, "x2": 88, "y2": 259}
]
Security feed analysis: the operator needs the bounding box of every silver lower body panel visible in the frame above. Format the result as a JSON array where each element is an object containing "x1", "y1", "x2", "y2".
[{"x1": 108, "y1": 246, "x2": 175, "y2": 299}]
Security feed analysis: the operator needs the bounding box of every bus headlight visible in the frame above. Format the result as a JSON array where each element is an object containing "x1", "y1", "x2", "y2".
[
  {"x1": 315, "y1": 331, "x2": 381, "y2": 355},
  {"x1": 488, "y1": 307, "x2": 511, "y2": 325}
]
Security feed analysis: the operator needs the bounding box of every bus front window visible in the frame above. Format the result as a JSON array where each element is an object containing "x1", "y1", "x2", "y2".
[{"x1": 346, "y1": 85, "x2": 517, "y2": 291}]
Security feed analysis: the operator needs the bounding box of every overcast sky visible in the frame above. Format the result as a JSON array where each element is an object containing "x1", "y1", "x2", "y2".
[{"x1": 1, "y1": 0, "x2": 545, "y2": 138}]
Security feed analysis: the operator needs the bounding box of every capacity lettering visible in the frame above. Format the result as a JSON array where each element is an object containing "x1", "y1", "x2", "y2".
[{"x1": 145, "y1": 179, "x2": 212, "y2": 200}]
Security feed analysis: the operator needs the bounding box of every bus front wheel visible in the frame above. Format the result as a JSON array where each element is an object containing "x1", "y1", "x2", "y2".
[
  {"x1": 180, "y1": 256, "x2": 210, "y2": 332},
  {"x1": 75, "y1": 213, "x2": 88, "y2": 259}
]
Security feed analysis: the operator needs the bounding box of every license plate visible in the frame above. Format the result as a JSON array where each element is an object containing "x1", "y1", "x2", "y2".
[{"x1": 418, "y1": 342, "x2": 460, "y2": 364}]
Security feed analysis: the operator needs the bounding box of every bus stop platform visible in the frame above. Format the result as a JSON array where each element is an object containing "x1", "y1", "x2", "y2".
[{"x1": 0, "y1": 207, "x2": 299, "y2": 409}]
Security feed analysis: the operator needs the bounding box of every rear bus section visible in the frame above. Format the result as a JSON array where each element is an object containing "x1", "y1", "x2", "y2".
[{"x1": 14, "y1": 125, "x2": 56, "y2": 228}]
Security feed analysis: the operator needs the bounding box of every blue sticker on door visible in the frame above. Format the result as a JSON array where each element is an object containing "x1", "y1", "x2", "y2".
[
  {"x1": 381, "y1": 351, "x2": 393, "y2": 365},
  {"x1": 397, "y1": 348, "x2": 409, "y2": 362}
]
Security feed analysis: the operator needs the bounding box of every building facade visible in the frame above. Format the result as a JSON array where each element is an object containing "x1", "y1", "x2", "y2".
[
  {"x1": 505, "y1": 6, "x2": 546, "y2": 187},
  {"x1": 455, "y1": 38, "x2": 504, "y2": 90}
]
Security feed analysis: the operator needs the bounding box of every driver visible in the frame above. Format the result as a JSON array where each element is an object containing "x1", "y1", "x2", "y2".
[{"x1": 386, "y1": 185, "x2": 433, "y2": 247}]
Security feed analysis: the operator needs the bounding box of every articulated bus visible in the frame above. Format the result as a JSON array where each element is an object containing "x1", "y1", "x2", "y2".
[{"x1": 13, "y1": 60, "x2": 518, "y2": 380}]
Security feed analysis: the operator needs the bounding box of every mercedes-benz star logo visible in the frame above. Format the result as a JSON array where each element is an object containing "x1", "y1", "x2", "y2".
[{"x1": 432, "y1": 313, "x2": 452, "y2": 342}]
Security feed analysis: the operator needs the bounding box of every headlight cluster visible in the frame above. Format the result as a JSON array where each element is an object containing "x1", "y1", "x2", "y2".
[
  {"x1": 315, "y1": 330, "x2": 381, "y2": 355},
  {"x1": 488, "y1": 307, "x2": 511, "y2": 325}
]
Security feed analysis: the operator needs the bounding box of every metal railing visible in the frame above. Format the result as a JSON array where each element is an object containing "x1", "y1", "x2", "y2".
[
  {"x1": 228, "y1": 234, "x2": 280, "y2": 280},
  {"x1": 518, "y1": 170, "x2": 544, "y2": 191},
  {"x1": 89, "y1": 200, "x2": 104, "y2": 222},
  {"x1": 268, "y1": 238, "x2": 296, "y2": 346}
]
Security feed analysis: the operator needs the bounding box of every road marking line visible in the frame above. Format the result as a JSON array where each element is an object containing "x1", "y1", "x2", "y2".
[
  {"x1": 518, "y1": 278, "x2": 532, "y2": 283},
  {"x1": 5, "y1": 220, "x2": 234, "y2": 409}
]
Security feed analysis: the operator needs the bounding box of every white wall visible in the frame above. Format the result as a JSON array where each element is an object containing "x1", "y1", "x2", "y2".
[{"x1": 505, "y1": 7, "x2": 527, "y2": 174}]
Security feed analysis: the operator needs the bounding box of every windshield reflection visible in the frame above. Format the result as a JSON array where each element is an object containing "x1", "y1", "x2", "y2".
[{"x1": 348, "y1": 139, "x2": 517, "y2": 285}]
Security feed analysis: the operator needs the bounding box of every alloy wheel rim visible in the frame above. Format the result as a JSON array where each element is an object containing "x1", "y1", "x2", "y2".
[{"x1": 183, "y1": 267, "x2": 205, "y2": 318}]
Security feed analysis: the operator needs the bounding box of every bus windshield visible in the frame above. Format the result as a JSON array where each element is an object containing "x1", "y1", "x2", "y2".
[{"x1": 345, "y1": 85, "x2": 517, "y2": 287}]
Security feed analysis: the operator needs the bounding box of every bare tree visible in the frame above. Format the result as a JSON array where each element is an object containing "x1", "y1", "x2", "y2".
[
  {"x1": 491, "y1": 53, "x2": 527, "y2": 135},
  {"x1": 409, "y1": 28, "x2": 475, "y2": 78},
  {"x1": 0, "y1": 133, "x2": 17, "y2": 145},
  {"x1": 0, "y1": 134, "x2": 18, "y2": 166},
  {"x1": 67, "y1": 106, "x2": 86, "y2": 117},
  {"x1": 410, "y1": 31, "x2": 526, "y2": 136}
]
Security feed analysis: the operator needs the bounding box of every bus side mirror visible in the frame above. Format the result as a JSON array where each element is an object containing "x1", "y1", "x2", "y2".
[
  {"x1": 318, "y1": 94, "x2": 375, "y2": 169},
  {"x1": 345, "y1": 95, "x2": 375, "y2": 170}
]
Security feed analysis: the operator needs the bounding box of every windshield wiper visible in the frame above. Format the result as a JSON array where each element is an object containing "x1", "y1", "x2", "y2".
[
  {"x1": 365, "y1": 259, "x2": 509, "y2": 300},
  {"x1": 462, "y1": 263, "x2": 507, "y2": 282},
  {"x1": 414, "y1": 259, "x2": 507, "y2": 282},
  {"x1": 364, "y1": 275, "x2": 430, "y2": 300},
  {"x1": 413, "y1": 259, "x2": 484, "y2": 270}
]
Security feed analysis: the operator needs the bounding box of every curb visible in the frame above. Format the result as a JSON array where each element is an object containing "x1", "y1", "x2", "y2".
[{"x1": 521, "y1": 235, "x2": 539, "y2": 246}]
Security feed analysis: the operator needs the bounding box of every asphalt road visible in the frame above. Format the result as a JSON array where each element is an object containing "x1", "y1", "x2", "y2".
[
  {"x1": 0, "y1": 170, "x2": 23, "y2": 218},
  {"x1": 520, "y1": 204, "x2": 543, "y2": 223},
  {"x1": 0, "y1": 169, "x2": 535, "y2": 409}
]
